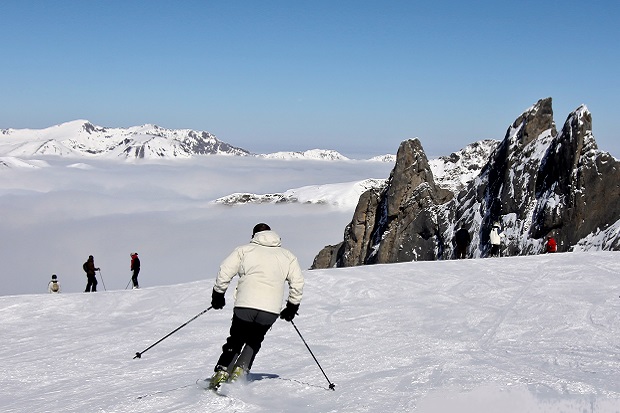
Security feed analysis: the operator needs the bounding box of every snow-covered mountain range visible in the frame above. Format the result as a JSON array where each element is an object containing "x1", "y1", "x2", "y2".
[
  {"x1": 0, "y1": 118, "x2": 511, "y2": 219},
  {"x1": 0, "y1": 120, "x2": 393, "y2": 161},
  {"x1": 0, "y1": 120, "x2": 249, "y2": 159}
]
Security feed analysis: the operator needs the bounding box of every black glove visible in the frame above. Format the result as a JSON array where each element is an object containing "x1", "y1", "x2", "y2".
[
  {"x1": 279, "y1": 301, "x2": 299, "y2": 322},
  {"x1": 211, "y1": 289, "x2": 225, "y2": 310}
]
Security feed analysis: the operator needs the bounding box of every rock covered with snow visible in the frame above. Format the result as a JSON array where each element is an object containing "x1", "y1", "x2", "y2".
[
  {"x1": 214, "y1": 179, "x2": 387, "y2": 209},
  {"x1": 368, "y1": 154, "x2": 397, "y2": 162},
  {"x1": 258, "y1": 149, "x2": 349, "y2": 161},
  {"x1": 430, "y1": 139, "x2": 500, "y2": 192},
  {"x1": 312, "y1": 97, "x2": 620, "y2": 268}
]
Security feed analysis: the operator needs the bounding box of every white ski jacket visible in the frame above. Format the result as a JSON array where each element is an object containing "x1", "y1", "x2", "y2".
[
  {"x1": 48, "y1": 281, "x2": 61, "y2": 293},
  {"x1": 214, "y1": 230, "x2": 304, "y2": 314},
  {"x1": 490, "y1": 225, "x2": 505, "y2": 246}
]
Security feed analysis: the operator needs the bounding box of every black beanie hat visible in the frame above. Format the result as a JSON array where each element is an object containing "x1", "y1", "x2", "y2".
[{"x1": 252, "y1": 223, "x2": 271, "y2": 236}]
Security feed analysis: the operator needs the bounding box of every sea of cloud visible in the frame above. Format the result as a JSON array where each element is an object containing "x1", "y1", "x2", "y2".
[{"x1": 0, "y1": 155, "x2": 394, "y2": 296}]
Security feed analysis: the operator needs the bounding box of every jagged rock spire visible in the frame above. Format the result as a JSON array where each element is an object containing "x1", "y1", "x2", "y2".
[{"x1": 312, "y1": 98, "x2": 620, "y2": 269}]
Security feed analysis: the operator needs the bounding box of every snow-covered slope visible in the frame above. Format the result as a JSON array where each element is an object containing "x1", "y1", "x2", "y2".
[
  {"x1": 215, "y1": 179, "x2": 387, "y2": 209},
  {"x1": 0, "y1": 156, "x2": 49, "y2": 169},
  {"x1": 369, "y1": 153, "x2": 397, "y2": 162},
  {"x1": 1, "y1": 252, "x2": 619, "y2": 412},
  {"x1": 258, "y1": 149, "x2": 350, "y2": 161}
]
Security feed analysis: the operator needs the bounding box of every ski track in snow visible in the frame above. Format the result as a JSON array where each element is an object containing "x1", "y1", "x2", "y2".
[{"x1": 1, "y1": 253, "x2": 620, "y2": 412}]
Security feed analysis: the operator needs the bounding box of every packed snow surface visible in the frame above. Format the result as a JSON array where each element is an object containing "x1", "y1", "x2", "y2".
[{"x1": 1, "y1": 252, "x2": 619, "y2": 412}]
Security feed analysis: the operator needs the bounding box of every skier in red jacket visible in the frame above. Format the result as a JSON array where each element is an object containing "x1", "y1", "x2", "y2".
[{"x1": 546, "y1": 236, "x2": 557, "y2": 253}]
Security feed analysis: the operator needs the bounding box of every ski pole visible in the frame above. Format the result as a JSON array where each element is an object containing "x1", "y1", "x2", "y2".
[
  {"x1": 125, "y1": 278, "x2": 132, "y2": 290},
  {"x1": 133, "y1": 307, "x2": 212, "y2": 359},
  {"x1": 290, "y1": 320, "x2": 336, "y2": 391},
  {"x1": 97, "y1": 269, "x2": 107, "y2": 291}
]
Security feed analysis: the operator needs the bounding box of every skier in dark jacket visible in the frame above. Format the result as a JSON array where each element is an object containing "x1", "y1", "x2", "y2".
[
  {"x1": 454, "y1": 225, "x2": 471, "y2": 259},
  {"x1": 130, "y1": 252, "x2": 140, "y2": 289},
  {"x1": 83, "y1": 255, "x2": 100, "y2": 292}
]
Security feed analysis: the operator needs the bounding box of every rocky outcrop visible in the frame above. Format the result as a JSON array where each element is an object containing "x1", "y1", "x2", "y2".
[
  {"x1": 312, "y1": 139, "x2": 453, "y2": 267},
  {"x1": 453, "y1": 97, "x2": 558, "y2": 257},
  {"x1": 532, "y1": 106, "x2": 620, "y2": 248},
  {"x1": 312, "y1": 98, "x2": 620, "y2": 269}
]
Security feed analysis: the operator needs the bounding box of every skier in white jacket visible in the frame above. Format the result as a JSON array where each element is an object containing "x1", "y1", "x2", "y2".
[
  {"x1": 208, "y1": 223, "x2": 304, "y2": 388},
  {"x1": 489, "y1": 222, "x2": 505, "y2": 257},
  {"x1": 48, "y1": 274, "x2": 61, "y2": 293}
]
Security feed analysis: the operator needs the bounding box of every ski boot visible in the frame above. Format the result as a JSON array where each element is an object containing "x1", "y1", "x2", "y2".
[
  {"x1": 228, "y1": 366, "x2": 247, "y2": 383},
  {"x1": 208, "y1": 367, "x2": 230, "y2": 390}
]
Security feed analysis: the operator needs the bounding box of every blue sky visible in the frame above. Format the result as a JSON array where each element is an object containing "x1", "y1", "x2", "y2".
[{"x1": 1, "y1": 0, "x2": 618, "y2": 158}]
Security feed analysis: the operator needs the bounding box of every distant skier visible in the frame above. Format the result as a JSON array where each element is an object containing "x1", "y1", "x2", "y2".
[
  {"x1": 48, "y1": 274, "x2": 61, "y2": 293},
  {"x1": 207, "y1": 223, "x2": 304, "y2": 389},
  {"x1": 545, "y1": 236, "x2": 557, "y2": 253},
  {"x1": 130, "y1": 252, "x2": 140, "y2": 289},
  {"x1": 454, "y1": 224, "x2": 471, "y2": 259},
  {"x1": 83, "y1": 255, "x2": 100, "y2": 292},
  {"x1": 489, "y1": 222, "x2": 505, "y2": 257}
]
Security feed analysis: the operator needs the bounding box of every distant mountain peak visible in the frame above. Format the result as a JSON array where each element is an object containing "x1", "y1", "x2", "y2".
[
  {"x1": 259, "y1": 149, "x2": 349, "y2": 161},
  {"x1": 0, "y1": 120, "x2": 250, "y2": 159},
  {"x1": 1, "y1": 121, "x2": 395, "y2": 161}
]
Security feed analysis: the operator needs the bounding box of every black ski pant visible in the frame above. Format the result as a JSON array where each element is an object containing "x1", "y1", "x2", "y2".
[
  {"x1": 215, "y1": 307, "x2": 278, "y2": 373},
  {"x1": 85, "y1": 274, "x2": 98, "y2": 292},
  {"x1": 489, "y1": 244, "x2": 501, "y2": 257},
  {"x1": 455, "y1": 244, "x2": 468, "y2": 259},
  {"x1": 132, "y1": 269, "x2": 140, "y2": 288}
]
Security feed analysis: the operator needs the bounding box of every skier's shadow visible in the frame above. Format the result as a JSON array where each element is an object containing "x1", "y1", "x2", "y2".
[
  {"x1": 248, "y1": 372, "x2": 329, "y2": 390},
  {"x1": 247, "y1": 372, "x2": 280, "y2": 382}
]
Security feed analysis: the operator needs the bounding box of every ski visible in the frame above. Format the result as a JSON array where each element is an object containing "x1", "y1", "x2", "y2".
[
  {"x1": 137, "y1": 378, "x2": 230, "y2": 400},
  {"x1": 196, "y1": 378, "x2": 229, "y2": 396},
  {"x1": 136, "y1": 382, "x2": 194, "y2": 399}
]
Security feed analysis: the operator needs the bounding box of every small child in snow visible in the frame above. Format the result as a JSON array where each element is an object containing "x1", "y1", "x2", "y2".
[{"x1": 48, "y1": 274, "x2": 61, "y2": 293}]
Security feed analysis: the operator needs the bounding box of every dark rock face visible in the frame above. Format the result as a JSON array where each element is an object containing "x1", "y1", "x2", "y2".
[
  {"x1": 533, "y1": 106, "x2": 620, "y2": 248},
  {"x1": 312, "y1": 98, "x2": 620, "y2": 269},
  {"x1": 312, "y1": 139, "x2": 454, "y2": 268},
  {"x1": 454, "y1": 97, "x2": 559, "y2": 257}
]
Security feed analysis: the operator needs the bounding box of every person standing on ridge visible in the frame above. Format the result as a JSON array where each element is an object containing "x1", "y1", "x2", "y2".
[
  {"x1": 83, "y1": 255, "x2": 100, "y2": 292},
  {"x1": 489, "y1": 222, "x2": 505, "y2": 257},
  {"x1": 207, "y1": 223, "x2": 304, "y2": 389},
  {"x1": 454, "y1": 224, "x2": 471, "y2": 259},
  {"x1": 48, "y1": 274, "x2": 61, "y2": 293},
  {"x1": 130, "y1": 252, "x2": 140, "y2": 289}
]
